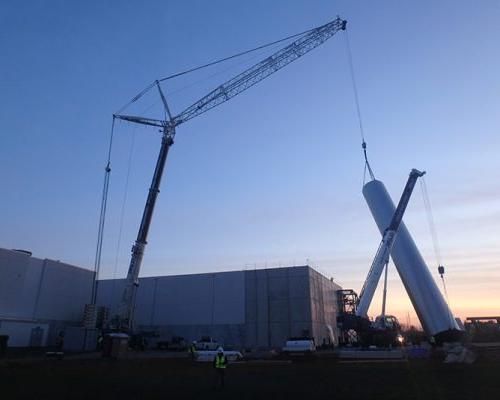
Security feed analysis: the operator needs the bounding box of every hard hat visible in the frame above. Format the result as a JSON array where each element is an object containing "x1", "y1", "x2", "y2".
[{"x1": 217, "y1": 347, "x2": 224, "y2": 353}]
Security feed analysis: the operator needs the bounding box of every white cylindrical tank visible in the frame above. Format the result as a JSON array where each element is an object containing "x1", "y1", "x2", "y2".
[{"x1": 363, "y1": 179, "x2": 462, "y2": 339}]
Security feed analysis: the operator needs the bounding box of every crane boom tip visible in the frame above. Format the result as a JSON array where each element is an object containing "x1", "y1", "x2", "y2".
[{"x1": 411, "y1": 168, "x2": 426, "y2": 177}]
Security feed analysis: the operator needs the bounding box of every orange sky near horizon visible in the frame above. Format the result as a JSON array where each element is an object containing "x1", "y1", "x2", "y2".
[{"x1": 316, "y1": 176, "x2": 500, "y2": 330}]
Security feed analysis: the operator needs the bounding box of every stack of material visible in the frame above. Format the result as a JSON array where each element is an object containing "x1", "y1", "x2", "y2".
[
  {"x1": 444, "y1": 344, "x2": 476, "y2": 363},
  {"x1": 82, "y1": 304, "x2": 97, "y2": 329},
  {"x1": 96, "y1": 306, "x2": 109, "y2": 328}
]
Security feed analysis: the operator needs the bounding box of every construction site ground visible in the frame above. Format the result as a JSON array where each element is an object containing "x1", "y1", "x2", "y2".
[{"x1": 1, "y1": 349, "x2": 500, "y2": 399}]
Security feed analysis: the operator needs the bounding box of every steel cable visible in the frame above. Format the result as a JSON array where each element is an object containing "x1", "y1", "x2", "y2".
[{"x1": 114, "y1": 25, "x2": 317, "y2": 115}]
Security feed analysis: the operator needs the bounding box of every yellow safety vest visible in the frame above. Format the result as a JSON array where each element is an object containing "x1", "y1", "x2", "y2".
[{"x1": 215, "y1": 355, "x2": 226, "y2": 369}]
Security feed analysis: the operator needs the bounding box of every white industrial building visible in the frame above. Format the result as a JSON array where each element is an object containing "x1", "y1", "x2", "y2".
[
  {"x1": 0, "y1": 248, "x2": 94, "y2": 347},
  {"x1": 0, "y1": 247, "x2": 342, "y2": 348}
]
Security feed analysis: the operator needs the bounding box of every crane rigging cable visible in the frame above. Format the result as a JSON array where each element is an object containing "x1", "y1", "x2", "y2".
[
  {"x1": 114, "y1": 24, "x2": 318, "y2": 116},
  {"x1": 164, "y1": 41, "x2": 288, "y2": 99},
  {"x1": 344, "y1": 28, "x2": 375, "y2": 183},
  {"x1": 111, "y1": 97, "x2": 165, "y2": 278},
  {"x1": 420, "y1": 178, "x2": 454, "y2": 313},
  {"x1": 110, "y1": 123, "x2": 137, "y2": 302},
  {"x1": 102, "y1": 97, "x2": 168, "y2": 303},
  {"x1": 420, "y1": 178, "x2": 442, "y2": 266},
  {"x1": 157, "y1": 26, "x2": 317, "y2": 82},
  {"x1": 90, "y1": 117, "x2": 115, "y2": 305},
  {"x1": 141, "y1": 41, "x2": 291, "y2": 114}
]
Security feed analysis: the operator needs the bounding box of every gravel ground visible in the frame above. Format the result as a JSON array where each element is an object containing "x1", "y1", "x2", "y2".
[{"x1": 1, "y1": 354, "x2": 499, "y2": 399}]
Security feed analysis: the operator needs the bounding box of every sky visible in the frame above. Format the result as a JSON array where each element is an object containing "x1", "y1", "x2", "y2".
[{"x1": 1, "y1": 0, "x2": 499, "y2": 326}]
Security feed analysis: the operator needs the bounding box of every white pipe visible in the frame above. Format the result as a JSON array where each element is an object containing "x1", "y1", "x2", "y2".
[{"x1": 363, "y1": 180, "x2": 461, "y2": 337}]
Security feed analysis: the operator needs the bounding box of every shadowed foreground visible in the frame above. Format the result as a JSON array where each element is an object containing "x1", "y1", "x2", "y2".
[{"x1": 1, "y1": 357, "x2": 498, "y2": 399}]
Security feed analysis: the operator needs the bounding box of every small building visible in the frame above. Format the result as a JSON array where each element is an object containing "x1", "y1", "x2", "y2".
[{"x1": 0, "y1": 247, "x2": 342, "y2": 348}]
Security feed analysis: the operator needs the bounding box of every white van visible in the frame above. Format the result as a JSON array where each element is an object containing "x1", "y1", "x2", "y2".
[{"x1": 282, "y1": 337, "x2": 316, "y2": 354}]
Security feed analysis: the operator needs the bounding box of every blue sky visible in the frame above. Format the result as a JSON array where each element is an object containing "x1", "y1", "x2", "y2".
[{"x1": 1, "y1": 1, "x2": 499, "y2": 323}]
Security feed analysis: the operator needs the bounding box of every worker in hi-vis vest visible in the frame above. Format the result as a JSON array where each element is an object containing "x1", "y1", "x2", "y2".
[
  {"x1": 213, "y1": 347, "x2": 228, "y2": 388},
  {"x1": 188, "y1": 341, "x2": 196, "y2": 360}
]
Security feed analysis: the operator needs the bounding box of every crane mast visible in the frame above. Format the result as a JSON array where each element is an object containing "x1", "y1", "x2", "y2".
[
  {"x1": 113, "y1": 17, "x2": 347, "y2": 332},
  {"x1": 356, "y1": 169, "x2": 425, "y2": 318}
]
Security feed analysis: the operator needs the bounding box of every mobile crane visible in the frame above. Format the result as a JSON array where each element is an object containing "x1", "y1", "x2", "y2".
[{"x1": 112, "y1": 17, "x2": 347, "y2": 332}]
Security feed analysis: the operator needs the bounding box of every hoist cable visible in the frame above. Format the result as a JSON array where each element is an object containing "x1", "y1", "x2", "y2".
[
  {"x1": 115, "y1": 82, "x2": 157, "y2": 116},
  {"x1": 345, "y1": 29, "x2": 365, "y2": 144},
  {"x1": 91, "y1": 117, "x2": 115, "y2": 304},
  {"x1": 362, "y1": 142, "x2": 375, "y2": 182},
  {"x1": 110, "y1": 124, "x2": 137, "y2": 303},
  {"x1": 157, "y1": 26, "x2": 316, "y2": 83},
  {"x1": 420, "y1": 178, "x2": 442, "y2": 266},
  {"x1": 344, "y1": 29, "x2": 375, "y2": 183},
  {"x1": 420, "y1": 178, "x2": 455, "y2": 324},
  {"x1": 114, "y1": 25, "x2": 317, "y2": 116},
  {"x1": 164, "y1": 41, "x2": 287, "y2": 99},
  {"x1": 440, "y1": 275, "x2": 450, "y2": 303}
]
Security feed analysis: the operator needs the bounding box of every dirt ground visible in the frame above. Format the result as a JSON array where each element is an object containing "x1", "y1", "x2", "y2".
[{"x1": 1, "y1": 354, "x2": 499, "y2": 400}]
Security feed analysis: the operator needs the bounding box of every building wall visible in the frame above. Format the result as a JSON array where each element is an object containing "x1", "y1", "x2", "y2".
[
  {"x1": 0, "y1": 249, "x2": 41, "y2": 319},
  {"x1": 0, "y1": 248, "x2": 94, "y2": 346},
  {"x1": 244, "y1": 267, "x2": 313, "y2": 348},
  {"x1": 96, "y1": 266, "x2": 341, "y2": 349},
  {"x1": 96, "y1": 271, "x2": 247, "y2": 345},
  {"x1": 309, "y1": 268, "x2": 342, "y2": 346},
  {"x1": 0, "y1": 247, "x2": 341, "y2": 349},
  {"x1": 96, "y1": 271, "x2": 245, "y2": 325}
]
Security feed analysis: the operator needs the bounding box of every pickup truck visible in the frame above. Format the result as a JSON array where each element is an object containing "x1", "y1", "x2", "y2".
[
  {"x1": 194, "y1": 336, "x2": 219, "y2": 351},
  {"x1": 157, "y1": 336, "x2": 186, "y2": 351}
]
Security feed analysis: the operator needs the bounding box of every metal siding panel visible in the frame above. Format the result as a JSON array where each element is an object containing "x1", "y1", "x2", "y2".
[
  {"x1": 213, "y1": 271, "x2": 245, "y2": 324},
  {"x1": 288, "y1": 275, "x2": 309, "y2": 299},
  {"x1": 0, "y1": 249, "x2": 39, "y2": 318},
  {"x1": 0, "y1": 321, "x2": 49, "y2": 347},
  {"x1": 35, "y1": 260, "x2": 93, "y2": 321},
  {"x1": 307, "y1": 268, "x2": 340, "y2": 345},
  {"x1": 152, "y1": 274, "x2": 214, "y2": 325},
  {"x1": 269, "y1": 299, "x2": 289, "y2": 323},
  {"x1": 0, "y1": 249, "x2": 93, "y2": 323},
  {"x1": 133, "y1": 277, "x2": 157, "y2": 326},
  {"x1": 289, "y1": 298, "x2": 311, "y2": 323},
  {"x1": 269, "y1": 322, "x2": 290, "y2": 347},
  {"x1": 96, "y1": 279, "x2": 125, "y2": 316},
  {"x1": 268, "y1": 277, "x2": 288, "y2": 299}
]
